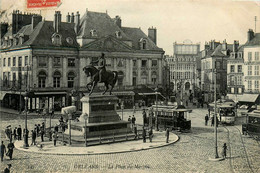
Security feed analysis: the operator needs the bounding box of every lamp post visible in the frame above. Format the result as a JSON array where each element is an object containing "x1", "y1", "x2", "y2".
[
  {"x1": 155, "y1": 87, "x2": 159, "y2": 131},
  {"x1": 83, "y1": 113, "x2": 88, "y2": 147},
  {"x1": 121, "y1": 103, "x2": 124, "y2": 120},
  {"x1": 23, "y1": 90, "x2": 29, "y2": 147},
  {"x1": 68, "y1": 113, "x2": 72, "y2": 145}
]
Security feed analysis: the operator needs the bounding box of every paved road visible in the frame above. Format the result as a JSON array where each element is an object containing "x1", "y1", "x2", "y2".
[{"x1": 0, "y1": 108, "x2": 259, "y2": 173}]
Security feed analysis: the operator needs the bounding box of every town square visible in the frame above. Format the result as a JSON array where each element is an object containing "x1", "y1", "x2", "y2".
[{"x1": 0, "y1": 0, "x2": 260, "y2": 172}]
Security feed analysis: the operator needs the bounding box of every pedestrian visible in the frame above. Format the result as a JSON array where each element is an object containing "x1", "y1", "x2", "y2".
[
  {"x1": 49, "y1": 130, "x2": 53, "y2": 141},
  {"x1": 131, "y1": 115, "x2": 136, "y2": 129},
  {"x1": 3, "y1": 164, "x2": 12, "y2": 173},
  {"x1": 1, "y1": 141, "x2": 6, "y2": 161},
  {"x1": 142, "y1": 109, "x2": 147, "y2": 126},
  {"x1": 6, "y1": 141, "x2": 14, "y2": 160},
  {"x1": 165, "y1": 128, "x2": 170, "y2": 143},
  {"x1": 52, "y1": 132, "x2": 58, "y2": 146},
  {"x1": 37, "y1": 124, "x2": 41, "y2": 136},
  {"x1": 31, "y1": 130, "x2": 36, "y2": 146},
  {"x1": 205, "y1": 114, "x2": 209, "y2": 126},
  {"x1": 211, "y1": 117, "x2": 214, "y2": 127},
  {"x1": 134, "y1": 126, "x2": 138, "y2": 140},
  {"x1": 40, "y1": 128, "x2": 45, "y2": 142},
  {"x1": 222, "y1": 143, "x2": 228, "y2": 159},
  {"x1": 128, "y1": 116, "x2": 131, "y2": 122},
  {"x1": 142, "y1": 127, "x2": 146, "y2": 143},
  {"x1": 13, "y1": 127, "x2": 17, "y2": 140},
  {"x1": 8, "y1": 127, "x2": 12, "y2": 142},
  {"x1": 17, "y1": 125, "x2": 22, "y2": 140},
  {"x1": 149, "y1": 128, "x2": 153, "y2": 143}
]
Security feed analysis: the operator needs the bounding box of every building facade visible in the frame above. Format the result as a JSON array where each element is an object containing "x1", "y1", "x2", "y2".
[
  {"x1": 0, "y1": 10, "x2": 165, "y2": 111},
  {"x1": 243, "y1": 29, "x2": 260, "y2": 94}
]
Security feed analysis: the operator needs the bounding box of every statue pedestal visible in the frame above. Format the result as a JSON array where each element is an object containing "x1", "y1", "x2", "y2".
[{"x1": 74, "y1": 95, "x2": 131, "y2": 137}]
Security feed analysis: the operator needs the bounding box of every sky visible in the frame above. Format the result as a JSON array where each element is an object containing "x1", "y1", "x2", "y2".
[{"x1": 1, "y1": 0, "x2": 260, "y2": 55}]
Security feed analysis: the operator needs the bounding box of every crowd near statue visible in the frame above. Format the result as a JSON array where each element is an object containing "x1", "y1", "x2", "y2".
[{"x1": 83, "y1": 53, "x2": 118, "y2": 95}]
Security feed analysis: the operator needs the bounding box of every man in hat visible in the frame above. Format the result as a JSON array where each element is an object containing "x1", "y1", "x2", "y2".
[
  {"x1": 7, "y1": 141, "x2": 14, "y2": 160},
  {"x1": 17, "y1": 125, "x2": 22, "y2": 140}
]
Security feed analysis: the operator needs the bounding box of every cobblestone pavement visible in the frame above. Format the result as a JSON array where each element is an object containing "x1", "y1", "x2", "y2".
[{"x1": 0, "y1": 108, "x2": 259, "y2": 173}]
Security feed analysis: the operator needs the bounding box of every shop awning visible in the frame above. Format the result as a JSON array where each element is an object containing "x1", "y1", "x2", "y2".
[
  {"x1": 239, "y1": 94, "x2": 259, "y2": 103},
  {"x1": 34, "y1": 91, "x2": 67, "y2": 95},
  {"x1": 0, "y1": 91, "x2": 7, "y2": 100}
]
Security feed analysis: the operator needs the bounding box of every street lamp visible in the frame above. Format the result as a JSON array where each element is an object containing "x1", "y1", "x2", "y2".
[
  {"x1": 121, "y1": 103, "x2": 124, "y2": 120},
  {"x1": 68, "y1": 113, "x2": 72, "y2": 145},
  {"x1": 82, "y1": 113, "x2": 88, "y2": 147},
  {"x1": 155, "y1": 87, "x2": 159, "y2": 131},
  {"x1": 23, "y1": 90, "x2": 29, "y2": 148},
  {"x1": 214, "y1": 69, "x2": 219, "y2": 159}
]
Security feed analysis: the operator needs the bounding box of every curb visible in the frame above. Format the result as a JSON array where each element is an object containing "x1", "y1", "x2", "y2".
[{"x1": 14, "y1": 132, "x2": 179, "y2": 156}]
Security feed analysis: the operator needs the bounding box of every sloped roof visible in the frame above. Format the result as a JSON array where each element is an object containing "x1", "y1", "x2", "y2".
[
  {"x1": 245, "y1": 33, "x2": 260, "y2": 46},
  {"x1": 78, "y1": 11, "x2": 130, "y2": 41},
  {"x1": 211, "y1": 44, "x2": 233, "y2": 57},
  {"x1": 121, "y1": 27, "x2": 163, "y2": 51}
]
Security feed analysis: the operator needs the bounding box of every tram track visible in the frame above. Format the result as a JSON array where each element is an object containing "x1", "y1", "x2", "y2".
[{"x1": 223, "y1": 125, "x2": 254, "y2": 173}]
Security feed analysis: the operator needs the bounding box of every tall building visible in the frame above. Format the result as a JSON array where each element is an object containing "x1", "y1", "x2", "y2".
[
  {"x1": 0, "y1": 10, "x2": 165, "y2": 111},
  {"x1": 169, "y1": 41, "x2": 200, "y2": 100},
  {"x1": 243, "y1": 29, "x2": 260, "y2": 94}
]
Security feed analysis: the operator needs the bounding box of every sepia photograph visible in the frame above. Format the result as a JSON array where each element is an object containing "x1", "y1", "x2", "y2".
[{"x1": 0, "y1": 0, "x2": 260, "y2": 172}]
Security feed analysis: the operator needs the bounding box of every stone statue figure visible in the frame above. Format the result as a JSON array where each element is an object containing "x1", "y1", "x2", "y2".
[{"x1": 83, "y1": 53, "x2": 118, "y2": 95}]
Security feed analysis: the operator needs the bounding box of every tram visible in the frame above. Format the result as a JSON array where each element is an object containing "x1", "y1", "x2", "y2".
[
  {"x1": 150, "y1": 105, "x2": 192, "y2": 131},
  {"x1": 242, "y1": 108, "x2": 260, "y2": 140},
  {"x1": 218, "y1": 104, "x2": 236, "y2": 125}
]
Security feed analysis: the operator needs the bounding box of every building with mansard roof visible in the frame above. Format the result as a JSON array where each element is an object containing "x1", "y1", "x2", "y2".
[{"x1": 0, "y1": 10, "x2": 165, "y2": 111}]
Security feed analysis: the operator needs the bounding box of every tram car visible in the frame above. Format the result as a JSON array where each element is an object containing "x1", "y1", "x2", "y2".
[
  {"x1": 218, "y1": 104, "x2": 236, "y2": 125},
  {"x1": 150, "y1": 105, "x2": 192, "y2": 131},
  {"x1": 242, "y1": 109, "x2": 260, "y2": 140}
]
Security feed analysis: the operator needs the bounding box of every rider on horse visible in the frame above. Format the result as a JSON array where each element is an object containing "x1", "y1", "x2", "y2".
[{"x1": 91, "y1": 53, "x2": 106, "y2": 83}]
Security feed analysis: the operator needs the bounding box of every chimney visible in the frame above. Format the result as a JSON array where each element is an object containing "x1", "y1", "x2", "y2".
[
  {"x1": 148, "y1": 26, "x2": 157, "y2": 45},
  {"x1": 31, "y1": 15, "x2": 42, "y2": 30},
  {"x1": 74, "y1": 11, "x2": 80, "y2": 34},
  {"x1": 53, "y1": 11, "x2": 62, "y2": 33},
  {"x1": 233, "y1": 40, "x2": 239, "y2": 52},
  {"x1": 71, "y1": 12, "x2": 75, "y2": 23},
  {"x1": 222, "y1": 39, "x2": 227, "y2": 50},
  {"x1": 66, "y1": 12, "x2": 71, "y2": 23},
  {"x1": 114, "y1": 15, "x2": 121, "y2": 28},
  {"x1": 247, "y1": 29, "x2": 254, "y2": 42},
  {"x1": 204, "y1": 42, "x2": 210, "y2": 50},
  {"x1": 0, "y1": 23, "x2": 8, "y2": 39}
]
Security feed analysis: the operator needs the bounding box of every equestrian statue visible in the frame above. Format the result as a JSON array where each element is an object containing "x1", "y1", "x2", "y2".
[{"x1": 83, "y1": 53, "x2": 118, "y2": 95}]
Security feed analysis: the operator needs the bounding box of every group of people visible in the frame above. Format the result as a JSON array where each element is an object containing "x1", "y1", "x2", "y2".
[
  {"x1": 31, "y1": 123, "x2": 45, "y2": 146},
  {"x1": 204, "y1": 114, "x2": 219, "y2": 127},
  {"x1": 1, "y1": 140, "x2": 15, "y2": 161},
  {"x1": 5, "y1": 125, "x2": 22, "y2": 142}
]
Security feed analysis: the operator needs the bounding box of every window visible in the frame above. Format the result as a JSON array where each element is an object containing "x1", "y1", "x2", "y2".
[
  {"x1": 53, "y1": 71, "x2": 61, "y2": 88},
  {"x1": 3, "y1": 58, "x2": 6, "y2": 67},
  {"x1": 248, "y1": 80, "x2": 252, "y2": 91},
  {"x1": 68, "y1": 58, "x2": 75, "y2": 67},
  {"x1": 38, "y1": 71, "x2": 46, "y2": 88},
  {"x1": 248, "y1": 52, "x2": 252, "y2": 62},
  {"x1": 18, "y1": 57, "x2": 22, "y2": 67},
  {"x1": 152, "y1": 60, "x2": 157, "y2": 67},
  {"x1": 52, "y1": 33, "x2": 62, "y2": 46},
  {"x1": 3, "y1": 72, "x2": 7, "y2": 87},
  {"x1": 118, "y1": 71, "x2": 124, "y2": 86},
  {"x1": 12, "y1": 72, "x2": 16, "y2": 87},
  {"x1": 25, "y1": 56, "x2": 28, "y2": 66},
  {"x1": 53, "y1": 57, "x2": 61, "y2": 67},
  {"x1": 248, "y1": 66, "x2": 252, "y2": 76},
  {"x1": 67, "y1": 72, "x2": 75, "y2": 88},
  {"x1": 141, "y1": 60, "x2": 147, "y2": 67},
  {"x1": 230, "y1": 65, "x2": 235, "y2": 73},
  {"x1": 255, "y1": 52, "x2": 259, "y2": 61},
  {"x1": 90, "y1": 29, "x2": 97, "y2": 37},
  {"x1": 255, "y1": 65, "x2": 259, "y2": 76},
  {"x1": 13, "y1": 57, "x2": 16, "y2": 66},
  {"x1": 255, "y1": 81, "x2": 259, "y2": 90},
  {"x1": 237, "y1": 76, "x2": 242, "y2": 85},
  {"x1": 142, "y1": 40, "x2": 146, "y2": 49},
  {"x1": 133, "y1": 60, "x2": 137, "y2": 67},
  {"x1": 238, "y1": 65, "x2": 242, "y2": 73},
  {"x1": 18, "y1": 72, "x2": 22, "y2": 89},
  {"x1": 38, "y1": 56, "x2": 47, "y2": 67},
  {"x1": 7, "y1": 58, "x2": 10, "y2": 66}
]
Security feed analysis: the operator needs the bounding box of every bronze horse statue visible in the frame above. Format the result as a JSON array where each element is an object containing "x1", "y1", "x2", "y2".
[{"x1": 83, "y1": 65, "x2": 118, "y2": 95}]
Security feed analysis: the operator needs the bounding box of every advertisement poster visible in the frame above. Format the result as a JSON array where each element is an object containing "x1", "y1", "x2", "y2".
[{"x1": 0, "y1": 0, "x2": 260, "y2": 173}]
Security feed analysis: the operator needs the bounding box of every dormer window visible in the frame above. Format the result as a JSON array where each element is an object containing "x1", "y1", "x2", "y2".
[
  {"x1": 115, "y1": 31, "x2": 122, "y2": 38},
  {"x1": 139, "y1": 38, "x2": 147, "y2": 50},
  {"x1": 52, "y1": 33, "x2": 62, "y2": 46},
  {"x1": 90, "y1": 29, "x2": 97, "y2": 37},
  {"x1": 19, "y1": 36, "x2": 24, "y2": 45}
]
